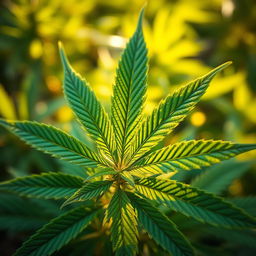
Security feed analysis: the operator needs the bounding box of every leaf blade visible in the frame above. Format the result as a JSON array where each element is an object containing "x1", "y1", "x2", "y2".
[
  {"x1": 0, "y1": 172, "x2": 83, "y2": 199},
  {"x1": 0, "y1": 194, "x2": 52, "y2": 232},
  {"x1": 229, "y1": 197, "x2": 256, "y2": 217},
  {"x1": 130, "y1": 63, "x2": 231, "y2": 163},
  {"x1": 14, "y1": 207, "x2": 97, "y2": 256},
  {"x1": 105, "y1": 189, "x2": 138, "y2": 255},
  {"x1": 191, "y1": 160, "x2": 252, "y2": 194},
  {"x1": 132, "y1": 140, "x2": 256, "y2": 175},
  {"x1": 84, "y1": 169, "x2": 117, "y2": 182},
  {"x1": 128, "y1": 193, "x2": 194, "y2": 256},
  {"x1": 62, "y1": 180, "x2": 113, "y2": 207},
  {"x1": 111, "y1": 9, "x2": 148, "y2": 163},
  {"x1": 135, "y1": 178, "x2": 256, "y2": 229},
  {"x1": 121, "y1": 171, "x2": 135, "y2": 186},
  {"x1": 59, "y1": 44, "x2": 116, "y2": 163},
  {"x1": 0, "y1": 120, "x2": 103, "y2": 168}
]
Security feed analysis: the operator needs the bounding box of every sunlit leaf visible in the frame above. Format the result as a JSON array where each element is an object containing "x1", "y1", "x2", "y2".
[
  {"x1": 111, "y1": 8, "x2": 148, "y2": 164},
  {"x1": 0, "y1": 120, "x2": 103, "y2": 168},
  {"x1": 129, "y1": 63, "x2": 231, "y2": 164},
  {"x1": 62, "y1": 180, "x2": 113, "y2": 207},
  {"x1": 59, "y1": 43, "x2": 116, "y2": 163},
  {"x1": 129, "y1": 193, "x2": 194, "y2": 256},
  {"x1": 135, "y1": 178, "x2": 256, "y2": 228},
  {"x1": 132, "y1": 140, "x2": 256, "y2": 175},
  {"x1": 105, "y1": 189, "x2": 138, "y2": 255}
]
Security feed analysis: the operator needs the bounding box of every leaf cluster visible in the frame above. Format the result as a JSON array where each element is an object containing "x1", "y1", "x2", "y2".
[{"x1": 0, "y1": 8, "x2": 256, "y2": 256}]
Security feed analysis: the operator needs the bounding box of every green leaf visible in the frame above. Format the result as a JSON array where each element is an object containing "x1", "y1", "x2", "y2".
[
  {"x1": 135, "y1": 178, "x2": 256, "y2": 228},
  {"x1": 129, "y1": 63, "x2": 231, "y2": 163},
  {"x1": 14, "y1": 207, "x2": 97, "y2": 256},
  {"x1": 128, "y1": 193, "x2": 194, "y2": 256},
  {"x1": 0, "y1": 120, "x2": 103, "y2": 168},
  {"x1": 59, "y1": 159, "x2": 89, "y2": 179},
  {"x1": 111, "y1": 8, "x2": 148, "y2": 163},
  {"x1": 0, "y1": 172, "x2": 83, "y2": 199},
  {"x1": 191, "y1": 160, "x2": 252, "y2": 194},
  {"x1": 204, "y1": 226, "x2": 256, "y2": 249},
  {"x1": 121, "y1": 171, "x2": 135, "y2": 186},
  {"x1": 105, "y1": 189, "x2": 138, "y2": 255},
  {"x1": 230, "y1": 197, "x2": 256, "y2": 217},
  {"x1": 59, "y1": 44, "x2": 116, "y2": 164},
  {"x1": 132, "y1": 140, "x2": 256, "y2": 175},
  {"x1": 84, "y1": 169, "x2": 117, "y2": 182},
  {"x1": 62, "y1": 180, "x2": 113, "y2": 207},
  {"x1": 0, "y1": 194, "x2": 50, "y2": 232},
  {"x1": 0, "y1": 215, "x2": 46, "y2": 232},
  {"x1": 128, "y1": 165, "x2": 163, "y2": 178}
]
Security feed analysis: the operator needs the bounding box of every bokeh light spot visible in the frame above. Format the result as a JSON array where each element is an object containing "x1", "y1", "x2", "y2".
[{"x1": 190, "y1": 111, "x2": 206, "y2": 127}]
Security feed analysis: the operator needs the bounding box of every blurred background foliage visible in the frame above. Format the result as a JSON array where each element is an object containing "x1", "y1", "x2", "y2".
[{"x1": 0, "y1": 0, "x2": 256, "y2": 255}]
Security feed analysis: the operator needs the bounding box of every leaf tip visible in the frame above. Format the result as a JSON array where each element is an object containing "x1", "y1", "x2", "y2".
[
  {"x1": 214, "y1": 61, "x2": 232, "y2": 73},
  {"x1": 136, "y1": 5, "x2": 146, "y2": 32},
  {"x1": 221, "y1": 60, "x2": 232, "y2": 68},
  {"x1": 58, "y1": 42, "x2": 69, "y2": 68},
  {"x1": 205, "y1": 61, "x2": 232, "y2": 81},
  {"x1": 58, "y1": 41, "x2": 63, "y2": 50}
]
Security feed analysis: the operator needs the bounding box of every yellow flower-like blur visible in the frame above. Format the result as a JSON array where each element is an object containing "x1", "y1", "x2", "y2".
[{"x1": 190, "y1": 111, "x2": 206, "y2": 127}]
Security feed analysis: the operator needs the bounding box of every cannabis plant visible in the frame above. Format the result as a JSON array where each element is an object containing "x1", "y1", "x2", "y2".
[{"x1": 0, "y1": 9, "x2": 256, "y2": 256}]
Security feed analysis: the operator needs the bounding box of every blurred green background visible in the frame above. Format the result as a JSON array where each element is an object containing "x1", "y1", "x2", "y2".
[{"x1": 0, "y1": 0, "x2": 256, "y2": 255}]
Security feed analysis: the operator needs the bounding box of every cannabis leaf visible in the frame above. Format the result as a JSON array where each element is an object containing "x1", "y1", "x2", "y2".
[
  {"x1": 131, "y1": 140, "x2": 256, "y2": 176},
  {"x1": 62, "y1": 180, "x2": 113, "y2": 207},
  {"x1": 59, "y1": 44, "x2": 116, "y2": 164},
  {"x1": 135, "y1": 178, "x2": 256, "y2": 228},
  {"x1": 128, "y1": 62, "x2": 231, "y2": 164},
  {"x1": 0, "y1": 120, "x2": 103, "y2": 167},
  {"x1": 14, "y1": 207, "x2": 98, "y2": 256},
  {"x1": 111, "y1": 8, "x2": 148, "y2": 165},
  {"x1": 0, "y1": 172, "x2": 83, "y2": 199},
  {"x1": 0, "y1": 194, "x2": 51, "y2": 232},
  {"x1": 0, "y1": 7, "x2": 256, "y2": 256},
  {"x1": 191, "y1": 160, "x2": 252, "y2": 194},
  {"x1": 128, "y1": 193, "x2": 194, "y2": 256},
  {"x1": 105, "y1": 189, "x2": 138, "y2": 255},
  {"x1": 230, "y1": 197, "x2": 256, "y2": 217}
]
